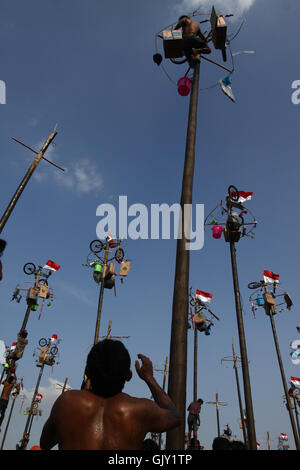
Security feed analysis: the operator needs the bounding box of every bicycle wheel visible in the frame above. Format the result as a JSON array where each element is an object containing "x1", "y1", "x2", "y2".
[
  {"x1": 190, "y1": 298, "x2": 196, "y2": 307},
  {"x1": 114, "y1": 247, "x2": 124, "y2": 263},
  {"x1": 23, "y1": 263, "x2": 36, "y2": 275},
  {"x1": 38, "y1": 278, "x2": 48, "y2": 286},
  {"x1": 228, "y1": 185, "x2": 239, "y2": 202},
  {"x1": 89, "y1": 240, "x2": 105, "y2": 254},
  {"x1": 50, "y1": 346, "x2": 58, "y2": 356},
  {"x1": 248, "y1": 282, "x2": 262, "y2": 290},
  {"x1": 39, "y1": 338, "x2": 48, "y2": 347}
]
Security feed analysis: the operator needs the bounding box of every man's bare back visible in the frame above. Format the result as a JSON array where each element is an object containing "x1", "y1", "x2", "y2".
[{"x1": 40, "y1": 351, "x2": 180, "y2": 450}]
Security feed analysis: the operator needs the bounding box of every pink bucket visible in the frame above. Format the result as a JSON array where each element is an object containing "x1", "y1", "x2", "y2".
[
  {"x1": 212, "y1": 225, "x2": 223, "y2": 239},
  {"x1": 177, "y1": 77, "x2": 192, "y2": 96}
]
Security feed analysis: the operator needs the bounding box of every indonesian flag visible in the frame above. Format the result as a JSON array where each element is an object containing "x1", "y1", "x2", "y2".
[
  {"x1": 37, "y1": 393, "x2": 43, "y2": 400},
  {"x1": 50, "y1": 334, "x2": 57, "y2": 343},
  {"x1": 256, "y1": 442, "x2": 260, "y2": 449},
  {"x1": 195, "y1": 290, "x2": 213, "y2": 304},
  {"x1": 43, "y1": 260, "x2": 60, "y2": 272},
  {"x1": 291, "y1": 377, "x2": 300, "y2": 388},
  {"x1": 108, "y1": 232, "x2": 115, "y2": 247},
  {"x1": 11, "y1": 342, "x2": 17, "y2": 351},
  {"x1": 229, "y1": 190, "x2": 253, "y2": 203},
  {"x1": 280, "y1": 433, "x2": 288, "y2": 441},
  {"x1": 264, "y1": 270, "x2": 279, "y2": 284}
]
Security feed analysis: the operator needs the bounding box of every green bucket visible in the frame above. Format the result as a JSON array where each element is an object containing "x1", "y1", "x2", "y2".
[{"x1": 94, "y1": 263, "x2": 103, "y2": 273}]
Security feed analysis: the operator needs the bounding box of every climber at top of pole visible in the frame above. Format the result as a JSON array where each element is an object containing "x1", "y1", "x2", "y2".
[{"x1": 174, "y1": 15, "x2": 211, "y2": 65}]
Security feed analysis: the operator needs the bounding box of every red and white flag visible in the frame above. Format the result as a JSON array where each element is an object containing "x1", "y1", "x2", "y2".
[
  {"x1": 291, "y1": 377, "x2": 300, "y2": 388},
  {"x1": 10, "y1": 342, "x2": 17, "y2": 351},
  {"x1": 229, "y1": 190, "x2": 253, "y2": 203},
  {"x1": 43, "y1": 260, "x2": 60, "y2": 272},
  {"x1": 280, "y1": 433, "x2": 288, "y2": 440},
  {"x1": 50, "y1": 334, "x2": 57, "y2": 343},
  {"x1": 37, "y1": 393, "x2": 43, "y2": 400},
  {"x1": 196, "y1": 290, "x2": 213, "y2": 304},
  {"x1": 256, "y1": 442, "x2": 261, "y2": 449},
  {"x1": 264, "y1": 270, "x2": 279, "y2": 284}
]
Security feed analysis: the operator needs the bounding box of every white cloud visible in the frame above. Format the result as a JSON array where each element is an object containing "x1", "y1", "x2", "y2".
[
  {"x1": 175, "y1": 0, "x2": 256, "y2": 16},
  {"x1": 58, "y1": 281, "x2": 95, "y2": 307},
  {"x1": 32, "y1": 142, "x2": 103, "y2": 195}
]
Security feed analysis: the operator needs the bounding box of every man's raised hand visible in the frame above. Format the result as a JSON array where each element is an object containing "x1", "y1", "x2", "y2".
[{"x1": 135, "y1": 354, "x2": 154, "y2": 382}]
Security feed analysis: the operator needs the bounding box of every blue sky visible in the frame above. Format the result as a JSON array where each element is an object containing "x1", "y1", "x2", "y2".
[{"x1": 0, "y1": 0, "x2": 300, "y2": 451}]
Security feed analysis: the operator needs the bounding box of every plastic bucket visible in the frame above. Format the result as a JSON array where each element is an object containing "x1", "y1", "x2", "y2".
[
  {"x1": 177, "y1": 77, "x2": 192, "y2": 96},
  {"x1": 212, "y1": 225, "x2": 223, "y2": 239},
  {"x1": 94, "y1": 263, "x2": 103, "y2": 273},
  {"x1": 256, "y1": 297, "x2": 264, "y2": 306}
]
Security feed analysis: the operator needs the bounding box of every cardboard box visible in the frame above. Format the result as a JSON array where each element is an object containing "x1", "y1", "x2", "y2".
[
  {"x1": 120, "y1": 261, "x2": 131, "y2": 277},
  {"x1": 163, "y1": 30, "x2": 184, "y2": 59},
  {"x1": 210, "y1": 6, "x2": 227, "y2": 50},
  {"x1": 39, "y1": 284, "x2": 48, "y2": 299}
]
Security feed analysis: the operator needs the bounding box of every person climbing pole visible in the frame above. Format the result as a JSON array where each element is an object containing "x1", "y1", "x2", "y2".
[
  {"x1": 175, "y1": 15, "x2": 211, "y2": 63},
  {"x1": 187, "y1": 398, "x2": 203, "y2": 447},
  {"x1": 0, "y1": 239, "x2": 7, "y2": 281},
  {"x1": 0, "y1": 374, "x2": 17, "y2": 428}
]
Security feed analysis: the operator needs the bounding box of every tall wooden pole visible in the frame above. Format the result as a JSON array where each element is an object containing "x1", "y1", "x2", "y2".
[
  {"x1": 264, "y1": 285, "x2": 300, "y2": 450},
  {"x1": 232, "y1": 342, "x2": 248, "y2": 445},
  {"x1": 267, "y1": 431, "x2": 270, "y2": 450},
  {"x1": 19, "y1": 363, "x2": 45, "y2": 450},
  {"x1": 193, "y1": 307, "x2": 198, "y2": 403},
  {"x1": 216, "y1": 393, "x2": 220, "y2": 437},
  {"x1": 61, "y1": 377, "x2": 68, "y2": 394},
  {"x1": 229, "y1": 239, "x2": 257, "y2": 449},
  {"x1": 166, "y1": 60, "x2": 200, "y2": 451},
  {"x1": 158, "y1": 357, "x2": 168, "y2": 450},
  {"x1": 94, "y1": 241, "x2": 110, "y2": 345},
  {"x1": 0, "y1": 393, "x2": 17, "y2": 450},
  {"x1": 0, "y1": 131, "x2": 58, "y2": 234}
]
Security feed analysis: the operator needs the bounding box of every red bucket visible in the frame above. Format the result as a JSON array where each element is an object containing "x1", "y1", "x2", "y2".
[
  {"x1": 177, "y1": 77, "x2": 192, "y2": 96},
  {"x1": 212, "y1": 225, "x2": 223, "y2": 239}
]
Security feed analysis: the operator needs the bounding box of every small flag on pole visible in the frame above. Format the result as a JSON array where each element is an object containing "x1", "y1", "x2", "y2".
[
  {"x1": 229, "y1": 189, "x2": 253, "y2": 203},
  {"x1": 264, "y1": 270, "x2": 279, "y2": 284},
  {"x1": 37, "y1": 393, "x2": 43, "y2": 400},
  {"x1": 280, "y1": 433, "x2": 288, "y2": 441},
  {"x1": 43, "y1": 260, "x2": 60, "y2": 272},
  {"x1": 10, "y1": 342, "x2": 17, "y2": 351},
  {"x1": 195, "y1": 290, "x2": 213, "y2": 303},
  {"x1": 50, "y1": 334, "x2": 57, "y2": 343},
  {"x1": 290, "y1": 377, "x2": 300, "y2": 388}
]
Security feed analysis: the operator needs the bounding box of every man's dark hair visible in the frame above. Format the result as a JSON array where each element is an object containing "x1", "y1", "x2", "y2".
[
  {"x1": 178, "y1": 15, "x2": 189, "y2": 21},
  {"x1": 85, "y1": 339, "x2": 131, "y2": 398},
  {"x1": 141, "y1": 439, "x2": 160, "y2": 450},
  {"x1": 212, "y1": 437, "x2": 232, "y2": 450},
  {"x1": 230, "y1": 440, "x2": 247, "y2": 450},
  {"x1": 197, "y1": 398, "x2": 203, "y2": 403},
  {"x1": 0, "y1": 239, "x2": 7, "y2": 254}
]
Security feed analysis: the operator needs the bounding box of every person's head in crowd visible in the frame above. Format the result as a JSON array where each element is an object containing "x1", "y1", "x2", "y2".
[
  {"x1": 84, "y1": 339, "x2": 132, "y2": 398},
  {"x1": 230, "y1": 440, "x2": 247, "y2": 450},
  {"x1": 212, "y1": 437, "x2": 232, "y2": 450},
  {"x1": 141, "y1": 439, "x2": 160, "y2": 450}
]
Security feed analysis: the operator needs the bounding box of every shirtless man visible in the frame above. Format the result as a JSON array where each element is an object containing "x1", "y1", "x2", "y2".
[
  {"x1": 175, "y1": 15, "x2": 211, "y2": 61},
  {"x1": 0, "y1": 374, "x2": 17, "y2": 427},
  {"x1": 40, "y1": 339, "x2": 180, "y2": 450},
  {"x1": 187, "y1": 398, "x2": 203, "y2": 447},
  {"x1": 0, "y1": 239, "x2": 7, "y2": 281}
]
